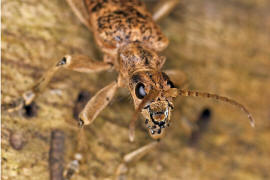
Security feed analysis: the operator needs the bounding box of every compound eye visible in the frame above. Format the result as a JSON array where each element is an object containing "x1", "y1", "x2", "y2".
[
  {"x1": 135, "y1": 83, "x2": 146, "y2": 99},
  {"x1": 167, "y1": 80, "x2": 175, "y2": 88}
]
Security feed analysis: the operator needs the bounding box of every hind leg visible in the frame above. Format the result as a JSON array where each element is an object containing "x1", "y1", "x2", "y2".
[
  {"x1": 65, "y1": 0, "x2": 91, "y2": 29},
  {"x1": 152, "y1": 0, "x2": 180, "y2": 22}
]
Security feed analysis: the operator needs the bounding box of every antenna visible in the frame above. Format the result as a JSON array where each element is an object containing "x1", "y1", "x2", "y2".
[{"x1": 178, "y1": 89, "x2": 255, "y2": 127}]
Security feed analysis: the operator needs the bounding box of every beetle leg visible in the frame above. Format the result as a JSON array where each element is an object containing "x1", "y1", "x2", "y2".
[
  {"x1": 78, "y1": 81, "x2": 118, "y2": 126},
  {"x1": 6, "y1": 54, "x2": 112, "y2": 112},
  {"x1": 65, "y1": 0, "x2": 91, "y2": 30},
  {"x1": 115, "y1": 141, "x2": 159, "y2": 180},
  {"x1": 64, "y1": 79, "x2": 120, "y2": 179},
  {"x1": 152, "y1": 0, "x2": 180, "y2": 22},
  {"x1": 25, "y1": 54, "x2": 112, "y2": 105},
  {"x1": 164, "y1": 69, "x2": 187, "y2": 88}
]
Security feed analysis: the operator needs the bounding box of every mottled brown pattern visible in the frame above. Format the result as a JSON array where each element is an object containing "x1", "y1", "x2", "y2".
[
  {"x1": 84, "y1": 0, "x2": 168, "y2": 54},
  {"x1": 118, "y1": 42, "x2": 165, "y2": 77}
]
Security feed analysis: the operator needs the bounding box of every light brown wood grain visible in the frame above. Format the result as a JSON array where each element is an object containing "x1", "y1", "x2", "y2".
[{"x1": 2, "y1": 0, "x2": 270, "y2": 179}]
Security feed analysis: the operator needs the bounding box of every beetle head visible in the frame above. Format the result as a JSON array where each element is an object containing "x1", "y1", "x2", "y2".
[{"x1": 129, "y1": 71, "x2": 177, "y2": 140}]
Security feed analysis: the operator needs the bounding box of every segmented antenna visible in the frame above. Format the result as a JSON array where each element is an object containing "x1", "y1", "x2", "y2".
[{"x1": 178, "y1": 89, "x2": 255, "y2": 127}]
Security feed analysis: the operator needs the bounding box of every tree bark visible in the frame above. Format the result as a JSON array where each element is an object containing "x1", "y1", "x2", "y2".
[{"x1": 2, "y1": 0, "x2": 270, "y2": 179}]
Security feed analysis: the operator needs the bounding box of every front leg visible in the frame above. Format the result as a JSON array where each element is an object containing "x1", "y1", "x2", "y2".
[{"x1": 5, "y1": 54, "x2": 112, "y2": 112}]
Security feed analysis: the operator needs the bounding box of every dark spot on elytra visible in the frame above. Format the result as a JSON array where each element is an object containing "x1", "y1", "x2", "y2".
[
  {"x1": 23, "y1": 102, "x2": 38, "y2": 118},
  {"x1": 135, "y1": 10, "x2": 146, "y2": 19},
  {"x1": 92, "y1": 2, "x2": 103, "y2": 12},
  {"x1": 113, "y1": 10, "x2": 128, "y2": 17},
  {"x1": 149, "y1": 73, "x2": 155, "y2": 84}
]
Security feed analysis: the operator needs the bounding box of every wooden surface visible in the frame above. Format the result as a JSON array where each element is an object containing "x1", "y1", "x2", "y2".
[{"x1": 2, "y1": 0, "x2": 270, "y2": 179}]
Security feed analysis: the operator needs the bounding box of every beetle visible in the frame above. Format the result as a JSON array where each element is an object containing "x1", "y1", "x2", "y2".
[{"x1": 7, "y1": 0, "x2": 254, "y2": 179}]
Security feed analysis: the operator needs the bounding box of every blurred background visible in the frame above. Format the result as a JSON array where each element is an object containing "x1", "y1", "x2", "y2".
[{"x1": 2, "y1": 0, "x2": 270, "y2": 179}]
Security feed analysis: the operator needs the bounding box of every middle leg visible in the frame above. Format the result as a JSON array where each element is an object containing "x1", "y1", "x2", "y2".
[
  {"x1": 165, "y1": 69, "x2": 187, "y2": 88},
  {"x1": 115, "y1": 141, "x2": 159, "y2": 180}
]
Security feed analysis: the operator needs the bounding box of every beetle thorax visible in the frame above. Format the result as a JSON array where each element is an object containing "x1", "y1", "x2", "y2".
[{"x1": 118, "y1": 42, "x2": 165, "y2": 78}]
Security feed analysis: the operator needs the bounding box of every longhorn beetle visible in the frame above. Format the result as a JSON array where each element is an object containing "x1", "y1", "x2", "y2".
[{"x1": 8, "y1": 0, "x2": 255, "y2": 179}]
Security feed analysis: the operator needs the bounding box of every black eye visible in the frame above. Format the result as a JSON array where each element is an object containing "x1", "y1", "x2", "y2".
[
  {"x1": 135, "y1": 83, "x2": 146, "y2": 99},
  {"x1": 167, "y1": 80, "x2": 175, "y2": 88}
]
